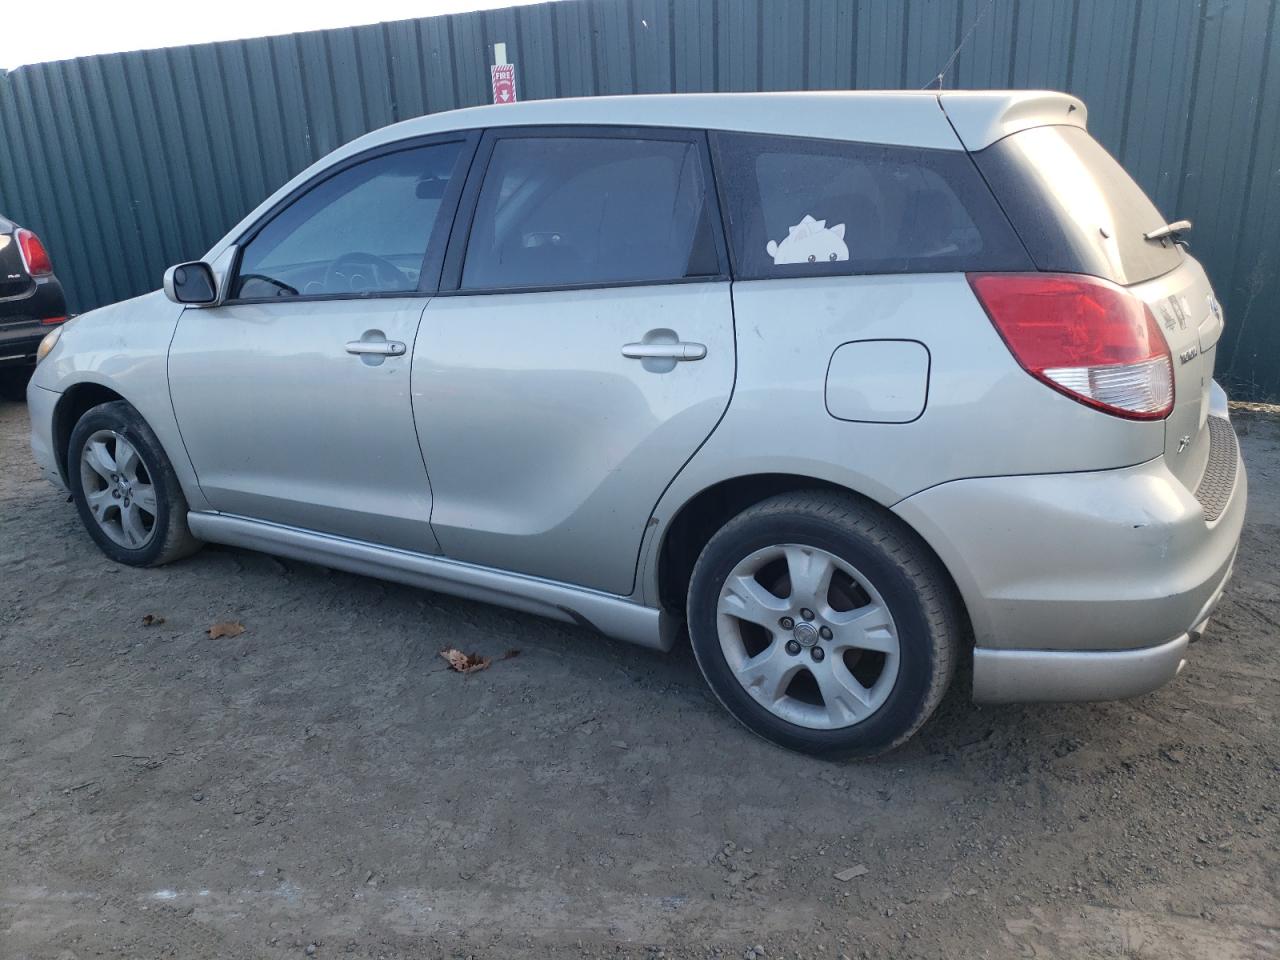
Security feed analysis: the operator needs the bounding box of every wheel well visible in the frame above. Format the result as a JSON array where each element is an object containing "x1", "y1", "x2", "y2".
[
  {"x1": 657, "y1": 474, "x2": 847, "y2": 613},
  {"x1": 53, "y1": 383, "x2": 125, "y2": 482},
  {"x1": 656, "y1": 474, "x2": 971, "y2": 637}
]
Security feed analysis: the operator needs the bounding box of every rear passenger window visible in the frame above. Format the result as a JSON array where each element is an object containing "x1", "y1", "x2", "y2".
[
  {"x1": 461, "y1": 135, "x2": 720, "y2": 290},
  {"x1": 711, "y1": 132, "x2": 1030, "y2": 279}
]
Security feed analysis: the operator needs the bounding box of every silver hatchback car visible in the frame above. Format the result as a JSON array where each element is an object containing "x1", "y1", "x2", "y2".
[{"x1": 29, "y1": 91, "x2": 1246, "y2": 758}]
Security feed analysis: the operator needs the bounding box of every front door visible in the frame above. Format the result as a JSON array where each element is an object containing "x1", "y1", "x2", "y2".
[
  {"x1": 169, "y1": 136, "x2": 474, "y2": 552},
  {"x1": 415, "y1": 128, "x2": 735, "y2": 595}
]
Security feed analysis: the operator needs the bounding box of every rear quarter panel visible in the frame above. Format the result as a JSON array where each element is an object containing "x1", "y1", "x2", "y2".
[{"x1": 637, "y1": 272, "x2": 1164, "y2": 602}]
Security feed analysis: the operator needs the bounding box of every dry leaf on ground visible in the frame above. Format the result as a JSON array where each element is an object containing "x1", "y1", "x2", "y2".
[
  {"x1": 208, "y1": 621, "x2": 245, "y2": 639},
  {"x1": 439, "y1": 648, "x2": 491, "y2": 674},
  {"x1": 141, "y1": 614, "x2": 165, "y2": 627}
]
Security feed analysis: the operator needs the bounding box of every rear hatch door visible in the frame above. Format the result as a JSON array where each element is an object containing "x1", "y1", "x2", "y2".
[
  {"x1": 1128, "y1": 256, "x2": 1221, "y2": 489},
  {"x1": 972, "y1": 124, "x2": 1218, "y2": 492}
]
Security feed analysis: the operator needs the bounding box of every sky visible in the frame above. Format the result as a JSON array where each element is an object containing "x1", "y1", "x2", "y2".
[{"x1": 0, "y1": 0, "x2": 557, "y2": 70}]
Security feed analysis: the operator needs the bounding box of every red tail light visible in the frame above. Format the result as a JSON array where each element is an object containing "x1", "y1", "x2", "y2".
[
  {"x1": 40, "y1": 315, "x2": 67, "y2": 325},
  {"x1": 967, "y1": 272, "x2": 1174, "y2": 420},
  {"x1": 15, "y1": 228, "x2": 53, "y2": 277}
]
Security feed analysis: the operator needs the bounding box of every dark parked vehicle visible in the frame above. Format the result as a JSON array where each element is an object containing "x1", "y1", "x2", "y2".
[{"x1": 0, "y1": 215, "x2": 66, "y2": 400}]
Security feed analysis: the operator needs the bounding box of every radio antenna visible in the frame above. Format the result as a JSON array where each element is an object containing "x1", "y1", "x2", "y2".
[{"x1": 926, "y1": 0, "x2": 999, "y2": 89}]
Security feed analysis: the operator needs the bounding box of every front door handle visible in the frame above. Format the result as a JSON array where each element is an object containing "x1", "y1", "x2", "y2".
[
  {"x1": 621, "y1": 341, "x2": 706, "y2": 361},
  {"x1": 345, "y1": 339, "x2": 406, "y2": 357}
]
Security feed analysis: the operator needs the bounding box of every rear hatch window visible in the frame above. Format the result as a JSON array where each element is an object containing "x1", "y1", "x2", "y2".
[
  {"x1": 711, "y1": 131, "x2": 1032, "y2": 280},
  {"x1": 973, "y1": 125, "x2": 1183, "y2": 285}
]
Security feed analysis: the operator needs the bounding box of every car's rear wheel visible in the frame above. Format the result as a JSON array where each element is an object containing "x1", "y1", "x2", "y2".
[
  {"x1": 68, "y1": 401, "x2": 202, "y2": 566},
  {"x1": 687, "y1": 490, "x2": 958, "y2": 759}
]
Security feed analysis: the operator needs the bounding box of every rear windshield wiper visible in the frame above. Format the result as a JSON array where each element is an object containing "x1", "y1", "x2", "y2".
[{"x1": 1143, "y1": 219, "x2": 1192, "y2": 242}]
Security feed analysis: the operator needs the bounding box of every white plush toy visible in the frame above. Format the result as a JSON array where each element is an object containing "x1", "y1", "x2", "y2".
[{"x1": 766, "y1": 214, "x2": 849, "y2": 265}]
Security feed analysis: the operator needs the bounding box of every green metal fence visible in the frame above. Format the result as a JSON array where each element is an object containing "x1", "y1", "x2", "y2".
[{"x1": 1, "y1": 0, "x2": 1277, "y2": 398}]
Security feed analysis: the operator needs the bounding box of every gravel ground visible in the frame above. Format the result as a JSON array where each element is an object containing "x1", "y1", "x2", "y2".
[{"x1": 1, "y1": 397, "x2": 1277, "y2": 960}]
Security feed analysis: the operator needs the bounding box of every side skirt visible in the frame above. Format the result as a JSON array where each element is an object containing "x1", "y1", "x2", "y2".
[{"x1": 186, "y1": 512, "x2": 668, "y2": 651}]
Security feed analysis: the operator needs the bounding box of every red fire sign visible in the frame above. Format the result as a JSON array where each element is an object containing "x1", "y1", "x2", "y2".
[{"x1": 491, "y1": 64, "x2": 517, "y2": 104}]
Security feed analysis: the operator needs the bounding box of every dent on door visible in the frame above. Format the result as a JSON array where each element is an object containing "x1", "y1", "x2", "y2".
[{"x1": 412, "y1": 282, "x2": 734, "y2": 596}]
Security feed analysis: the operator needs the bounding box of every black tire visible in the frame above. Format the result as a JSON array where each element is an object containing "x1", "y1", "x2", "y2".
[
  {"x1": 687, "y1": 490, "x2": 959, "y2": 760},
  {"x1": 0, "y1": 367, "x2": 32, "y2": 402},
  {"x1": 68, "y1": 400, "x2": 202, "y2": 567}
]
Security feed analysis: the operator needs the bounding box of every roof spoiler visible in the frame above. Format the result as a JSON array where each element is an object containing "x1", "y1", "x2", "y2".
[{"x1": 939, "y1": 91, "x2": 1087, "y2": 152}]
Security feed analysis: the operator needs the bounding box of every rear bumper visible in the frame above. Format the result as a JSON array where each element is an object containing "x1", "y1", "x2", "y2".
[
  {"x1": 0, "y1": 328, "x2": 44, "y2": 368},
  {"x1": 894, "y1": 416, "x2": 1246, "y2": 703},
  {"x1": 0, "y1": 277, "x2": 65, "y2": 367},
  {"x1": 971, "y1": 553, "x2": 1232, "y2": 702}
]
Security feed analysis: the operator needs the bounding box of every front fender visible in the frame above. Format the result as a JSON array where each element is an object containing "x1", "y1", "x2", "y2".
[{"x1": 31, "y1": 291, "x2": 208, "y2": 511}]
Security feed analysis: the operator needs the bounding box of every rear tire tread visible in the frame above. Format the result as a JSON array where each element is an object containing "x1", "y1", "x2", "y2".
[{"x1": 687, "y1": 489, "x2": 959, "y2": 759}]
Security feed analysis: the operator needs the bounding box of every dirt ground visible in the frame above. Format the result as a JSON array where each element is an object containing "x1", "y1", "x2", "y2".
[{"x1": 1, "y1": 397, "x2": 1277, "y2": 960}]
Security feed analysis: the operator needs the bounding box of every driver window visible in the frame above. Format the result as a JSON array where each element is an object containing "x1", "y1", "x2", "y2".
[
  {"x1": 233, "y1": 141, "x2": 464, "y2": 299},
  {"x1": 461, "y1": 135, "x2": 715, "y2": 290}
]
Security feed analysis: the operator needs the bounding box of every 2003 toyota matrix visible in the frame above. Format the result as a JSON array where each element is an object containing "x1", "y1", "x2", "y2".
[{"x1": 28, "y1": 91, "x2": 1246, "y2": 758}]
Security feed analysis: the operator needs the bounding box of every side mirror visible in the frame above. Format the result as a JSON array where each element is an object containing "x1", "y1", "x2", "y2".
[{"x1": 163, "y1": 261, "x2": 218, "y2": 305}]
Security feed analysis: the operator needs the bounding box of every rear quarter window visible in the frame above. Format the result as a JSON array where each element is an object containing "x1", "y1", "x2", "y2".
[
  {"x1": 972, "y1": 125, "x2": 1183, "y2": 286},
  {"x1": 710, "y1": 131, "x2": 1030, "y2": 280}
]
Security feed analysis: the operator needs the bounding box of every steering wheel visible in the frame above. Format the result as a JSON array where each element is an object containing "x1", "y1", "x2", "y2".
[
  {"x1": 324, "y1": 252, "x2": 409, "y2": 293},
  {"x1": 235, "y1": 273, "x2": 299, "y2": 298}
]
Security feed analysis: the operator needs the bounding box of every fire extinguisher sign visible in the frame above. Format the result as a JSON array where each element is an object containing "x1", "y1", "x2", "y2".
[{"x1": 491, "y1": 63, "x2": 517, "y2": 104}]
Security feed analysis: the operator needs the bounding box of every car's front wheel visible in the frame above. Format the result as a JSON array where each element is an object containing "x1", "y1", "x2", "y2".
[
  {"x1": 687, "y1": 491, "x2": 959, "y2": 759},
  {"x1": 68, "y1": 400, "x2": 202, "y2": 566}
]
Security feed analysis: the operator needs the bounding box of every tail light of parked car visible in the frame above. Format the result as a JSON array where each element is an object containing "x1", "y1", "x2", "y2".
[
  {"x1": 15, "y1": 227, "x2": 54, "y2": 277},
  {"x1": 967, "y1": 272, "x2": 1174, "y2": 421}
]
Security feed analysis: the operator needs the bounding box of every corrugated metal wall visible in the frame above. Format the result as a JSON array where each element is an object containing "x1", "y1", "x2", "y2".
[{"x1": 1, "y1": 0, "x2": 1277, "y2": 398}]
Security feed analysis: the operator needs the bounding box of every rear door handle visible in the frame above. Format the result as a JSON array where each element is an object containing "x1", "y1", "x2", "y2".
[
  {"x1": 621, "y1": 341, "x2": 706, "y2": 361},
  {"x1": 346, "y1": 339, "x2": 406, "y2": 356}
]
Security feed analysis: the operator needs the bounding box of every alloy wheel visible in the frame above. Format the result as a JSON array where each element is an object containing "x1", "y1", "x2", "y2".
[
  {"x1": 79, "y1": 429, "x2": 159, "y2": 549},
  {"x1": 716, "y1": 543, "x2": 900, "y2": 730}
]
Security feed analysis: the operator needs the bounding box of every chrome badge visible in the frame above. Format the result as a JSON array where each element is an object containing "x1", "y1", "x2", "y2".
[
  {"x1": 1160, "y1": 296, "x2": 1190, "y2": 332},
  {"x1": 1167, "y1": 296, "x2": 1189, "y2": 330}
]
